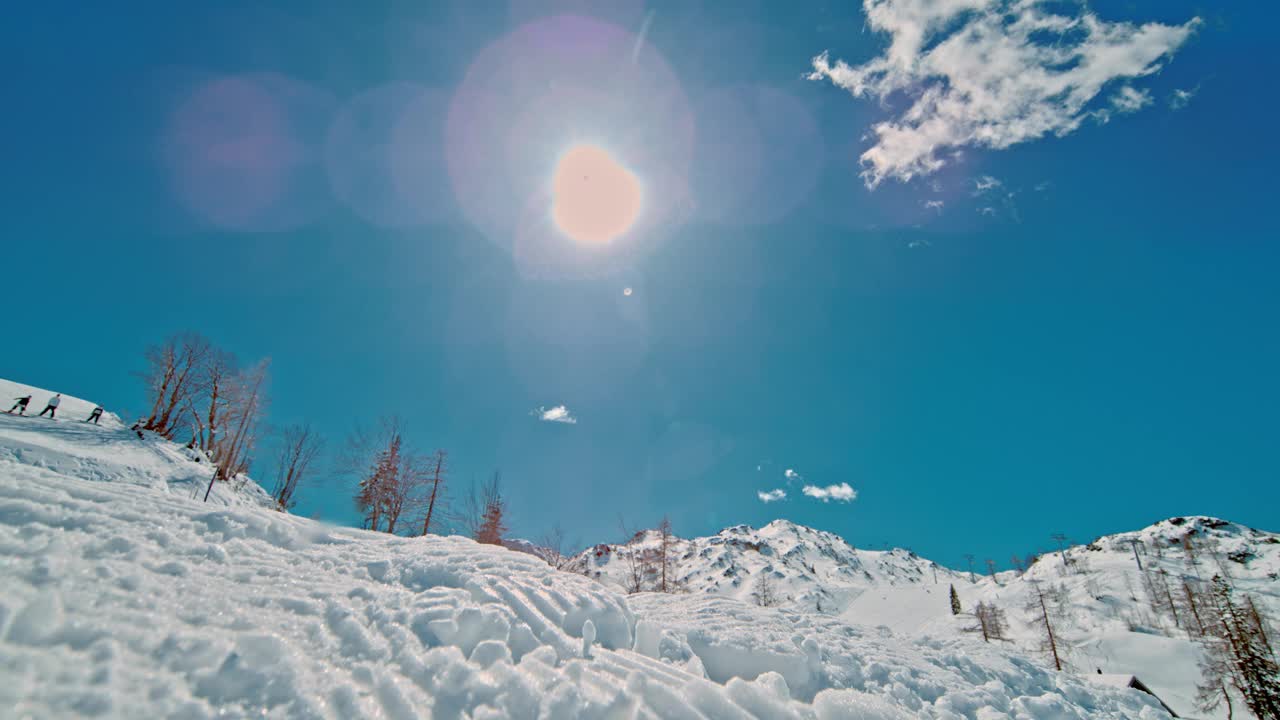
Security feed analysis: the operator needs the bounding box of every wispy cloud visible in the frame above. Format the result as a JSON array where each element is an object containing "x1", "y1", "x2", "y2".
[
  {"x1": 757, "y1": 488, "x2": 787, "y2": 503},
  {"x1": 809, "y1": 1, "x2": 1200, "y2": 187},
  {"x1": 802, "y1": 483, "x2": 858, "y2": 503},
  {"x1": 1170, "y1": 86, "x2": 1199, "y2": 110},
  {"x1": 1111, "y1": 86, "x2": 1153, "y2": 114},
  {"x1": 532, "y1": 405, "x2": 577, "y2": 424},
  {"x1": 974, "y1": 176, "x2": 1002, "y2": 195},
  {"x1": 923, "y1": 199, "x2": 944, "y2": 213},
  {"x1": 784, "y1": 468, "x2": 801, "y2": 482}
]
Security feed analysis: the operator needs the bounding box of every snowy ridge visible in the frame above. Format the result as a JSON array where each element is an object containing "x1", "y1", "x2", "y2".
[
  {"x1": 575, "y1": 520, "x2": 969, "y2": 612},
  {"x1": 0, "y1": 379, "x2": 1176, "y2": 718}
]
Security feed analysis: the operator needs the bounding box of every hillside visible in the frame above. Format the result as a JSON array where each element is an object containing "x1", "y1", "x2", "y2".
[
  {"x1": 0, "y1": 377, "x2": 1177, "y2": 718},
  {"x1": 0, "y1": 377, "x2": 274, "y2": 509}
]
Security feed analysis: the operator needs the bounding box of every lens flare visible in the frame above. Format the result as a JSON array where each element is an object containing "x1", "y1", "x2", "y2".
[{"x1": 552, "y1": 145, "x2": 642, "y2": 244}]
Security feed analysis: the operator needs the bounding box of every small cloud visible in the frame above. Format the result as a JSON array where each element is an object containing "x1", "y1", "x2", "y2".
[
  {"x1": 802, "y1": 483, "x2": 858, "y2": 503},
  {"x1": 1034, "y1": 181, "x2": 1052, "y2": 193},
  {"x1": 532, "y1": 405, "x2": 577, "y2": 424},
  {"x1": 783, "y1": 468, "x2": 802, "y2": 485},
  {"x1": 1170, "y1": 86, "x2": 1199, "y2": 110},
  {"x1": 974, "y1": 176, "x2": 1002, "y2": 195},
  {"x1": 1111, "y1": 86, "x2": 1153, "y2": 114},
  {"x1": 923, "y1": 199, "x2": 944, "y2": 213},
  {"x1": 757, "y1": 488, "x2": 787, "y2": 503},
  {"x1": 978, "y1": 206, "x2": 997, "y2": 217}
]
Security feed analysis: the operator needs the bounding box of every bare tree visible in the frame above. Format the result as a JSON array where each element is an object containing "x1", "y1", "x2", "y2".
[
  {"x1": 963, "y1": 554, "x2": 976, "y2": 583},
  {"x1": 1051, "y1": 533, "x2": 1070, "y2": 569},
  {"x1": 655, "y1": 516, "x2": 682, "y2": 593},
  {"x1": 140, "y1": 332, "x2": 212, "y2": 438},
  {"x1": 1026, "y1": 579, "x2": 1065, "y2": 671},
  {"x1": 753, "y1": 569, "x2": 777, "y2": 607},
  {"x1": 1197, "y1": 575, "x2": 1280, "y2": 718},
  {"x1": 617, "y1": 516, "x2": 646, "y2": 594},
  {"x1": 970, "y1": 601, "x2": 1008, "y2": 642},
  {"x1": 184, "y1": 348, "x2": 237, "y2": 455},
  {"x1": 204, "y1": 359, "x2": 270, "y2": 501},
  {"x1": 986, "y1": 558, "x2": 999, "y2": 584},
  {"x1": 271, "y1": 423, "x2": 323, "y2": 510},
  {"x1": 539, "y1": 522, "x2": 577, "y2": 571},
  {"x1": 418, "y1": 450, "x2": 448, "y2": 536}
]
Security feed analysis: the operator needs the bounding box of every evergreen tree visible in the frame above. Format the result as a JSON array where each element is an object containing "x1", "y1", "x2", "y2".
[{"x1": 949, "y1": 584, "x2": 962, "y2": 615}]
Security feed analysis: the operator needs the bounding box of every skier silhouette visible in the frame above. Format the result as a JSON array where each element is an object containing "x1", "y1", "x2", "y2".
[
  {"x1": 7, "y1": 395, "x2": 31, "y2": 415},
  {"x1": 37, "y1": 393, "x2": 61, "y2": 418},
  {"x1": 85, "y1": 406, "x2": 104, "y2": 424}
]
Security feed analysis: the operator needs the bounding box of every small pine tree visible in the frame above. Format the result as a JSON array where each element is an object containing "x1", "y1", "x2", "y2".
[
  {"x1": 949, "y1": 584, "x2": 962, "y2": 615},
  {"x1": 474, "y1": 472, "x2": 507, "y2": 545}
]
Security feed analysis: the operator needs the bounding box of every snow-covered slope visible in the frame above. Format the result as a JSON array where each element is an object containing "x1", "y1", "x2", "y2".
[
  {"x1": 0, "y1": 379, "x2": 1177, "y2": 718},
  {"x1": 570, "y1": 513, "x2": 1278, "y2": 719},
  {"x1": 575, "y1": 520, "x2": 969, "y2": 612},
  {"x1": 845, "y1": 517, "x2": 1280, "y2": 719},
  {"x1": 1, "y1": 377, "x2": 123, "y2": 429},
  {"x1": 0, "y1": 377, "x2": 274, "y2": 508}
]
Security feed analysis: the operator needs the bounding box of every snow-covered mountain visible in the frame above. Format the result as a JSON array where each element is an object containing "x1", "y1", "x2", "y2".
[
  {"x1": 0, "y1": 376, "x2": 1180, "y2": 718},
  {"x1": 572, "y1": 512, "x2": 1279, "y2": 719},
  {"x1": 573, "y1": 520, "x2": 969, "y2": 612}
]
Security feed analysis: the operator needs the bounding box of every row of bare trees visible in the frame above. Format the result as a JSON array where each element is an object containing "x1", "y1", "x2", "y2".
[
  {"x1": 344, "y1": 418, "x2": 512, "y2": 545},
  {"x1": 139, "y1": 332, "x2": 299, "y2": 502}
]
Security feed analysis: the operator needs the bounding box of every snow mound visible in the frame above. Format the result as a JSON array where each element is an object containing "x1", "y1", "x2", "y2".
[
  {"x1": 0, "y1": 408, "x2": 1175, "y2": 718},
  {"x1": 0, "y1": 377, "x2": 273, "y2": 508}
]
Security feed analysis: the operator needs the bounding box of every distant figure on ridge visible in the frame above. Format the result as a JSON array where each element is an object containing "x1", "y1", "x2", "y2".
[
  {"x1": 37, "y1": 393, "x2": 61, "y2": 418},
  {"x1": 85, "y1": 406, "x2": 104, "y2": 424},
  {"x1": 7, "y1": 395, "x2": 31, "y2": 415}
]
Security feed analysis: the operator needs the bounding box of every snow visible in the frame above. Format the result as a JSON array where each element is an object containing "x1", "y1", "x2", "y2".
[{"x1": 0, "y1": 376, "x2": 1179, "y2": 718}]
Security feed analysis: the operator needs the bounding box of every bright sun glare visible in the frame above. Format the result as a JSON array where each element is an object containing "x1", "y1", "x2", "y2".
[{"x1": 551, "y1": 145, "x2": 642, "y2": 244}]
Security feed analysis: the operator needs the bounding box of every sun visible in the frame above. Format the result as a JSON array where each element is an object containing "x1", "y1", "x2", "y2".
[{"x1": 551, "y1": 144, "x2": 642, "y2": 244}]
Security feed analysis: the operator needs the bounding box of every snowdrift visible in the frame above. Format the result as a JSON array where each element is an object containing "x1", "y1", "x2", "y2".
[{"x1": 0, "y1": 378, "x2": 1175, "y2": 718}]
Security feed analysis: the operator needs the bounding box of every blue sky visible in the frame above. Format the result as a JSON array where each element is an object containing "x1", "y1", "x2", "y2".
[{"x1": 5, "y1": 0, "x2": 1278, "y2": 569}]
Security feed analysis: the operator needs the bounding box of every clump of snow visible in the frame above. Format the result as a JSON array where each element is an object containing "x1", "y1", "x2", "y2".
[{"x1": 0, "y1": 377, "x2": 1176, "y2": 718}]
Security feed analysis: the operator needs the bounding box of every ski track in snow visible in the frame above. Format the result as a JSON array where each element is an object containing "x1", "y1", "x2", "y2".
[{"x1": 0, "y1": 379, "x2": 1179, "y2": 718}]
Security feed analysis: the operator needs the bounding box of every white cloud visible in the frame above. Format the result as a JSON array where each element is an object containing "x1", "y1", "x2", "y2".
[
  {"x1": 974, "y1": 176, "x2": 1002, "y2": 194},
  {"x1": 757, "y1": 488, "x2": 787, "y2": 503},
  {"x1": 809, "y1": 1, "x2": 1200, "y2": 187},
  {"x1": 784, "y1": 468, "x2": 801, "y2": 481},
  {"x1": 802, "y1": 482, "x2": 858, "y2": 503},
  {"x1": 923, "y1": 199, "x2": 944, "y2": 212},
  {"x1": 1170, "y1": 86, "x2": 1198, "y2": 110},
  {"x1": 532, "y1": 405, "x2": 577, "y2": 424},
  {"x1": 1111, "y1": 86, "x2": 1152, "y2": 114}
]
